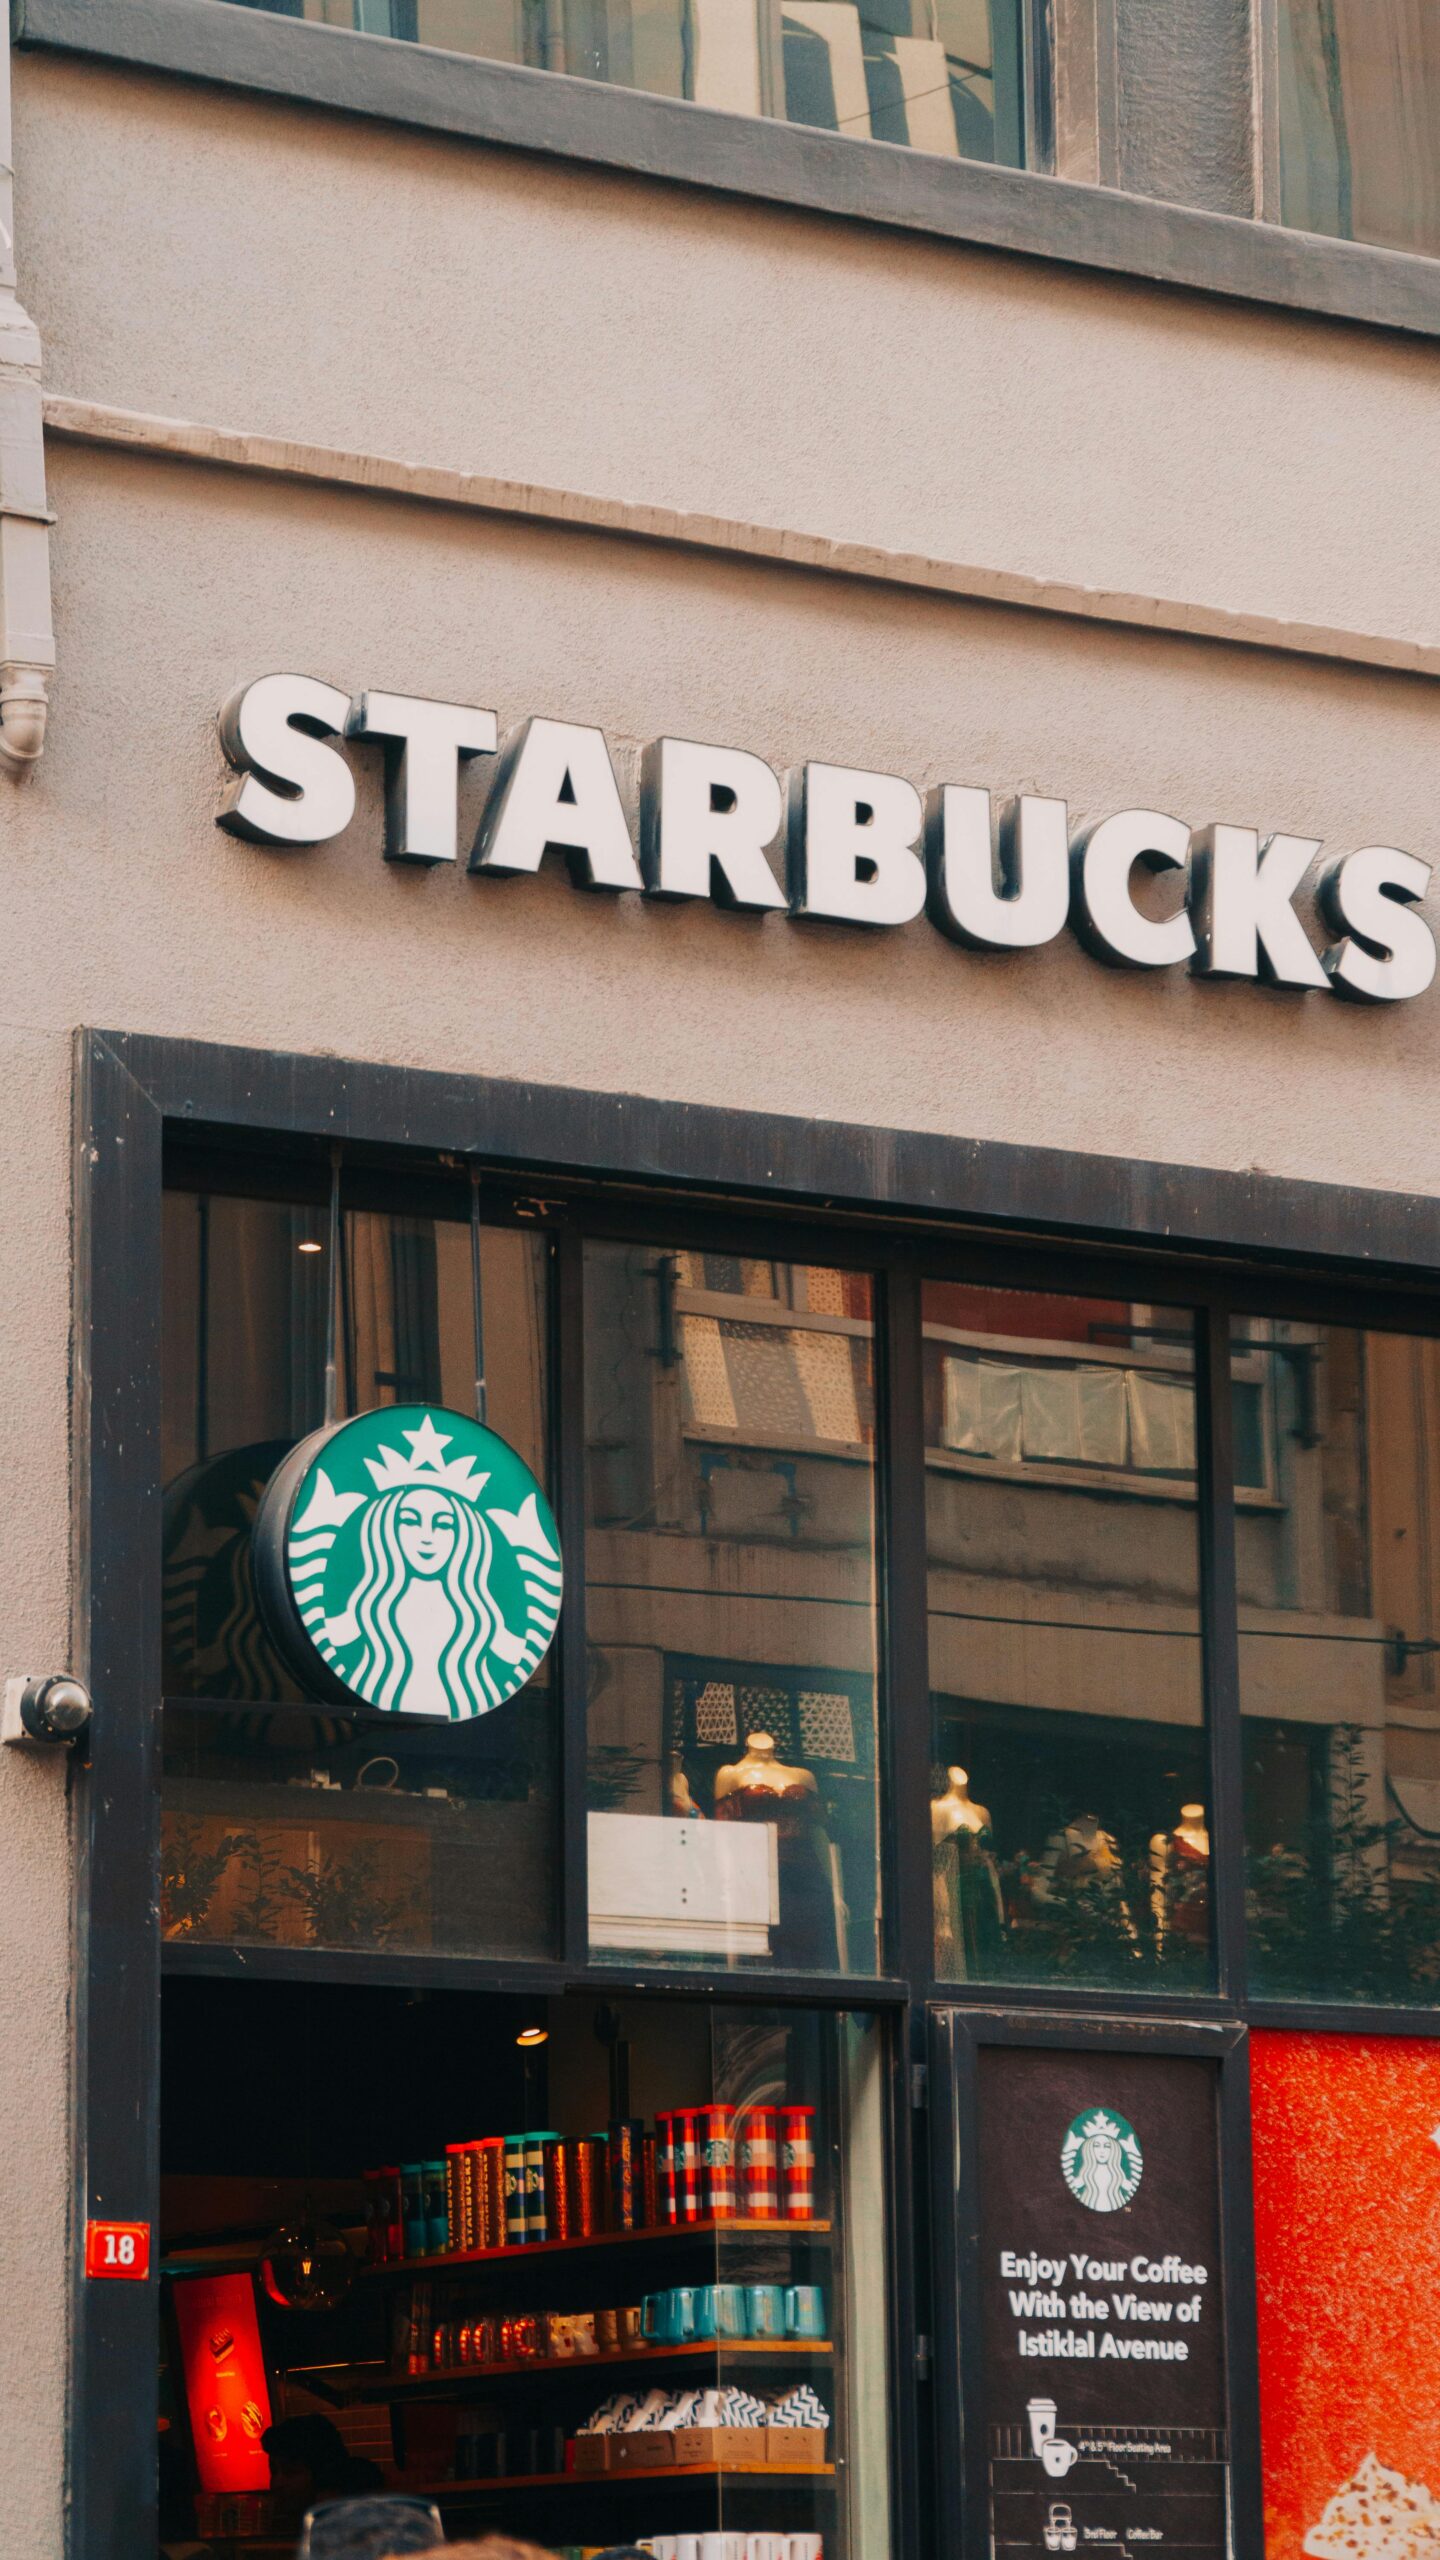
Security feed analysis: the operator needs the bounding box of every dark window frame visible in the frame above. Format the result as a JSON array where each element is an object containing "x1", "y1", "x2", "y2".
[
  {"x1": 74, "y1": 1026, "x2": 1440, "y2": 2557},
  {"x1": 18, "y1": 0, "x2": 1440, "y2": 339}
]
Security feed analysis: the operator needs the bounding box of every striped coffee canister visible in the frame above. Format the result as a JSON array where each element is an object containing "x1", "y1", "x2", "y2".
[
  {"x1": 655, "y1": 2112, "x2": 678, "y2": 2224},
  {"x1": 781, "y1": 2104, "x2": 817, "y2": 2218},
  {"x1": 526, "y1": 2131, "x2": 560, "y2": 2244},
  {"x1": 503, "y1": 2137, "x2": 528, "y2": 2246},
  {"x1": 700, "y1": 2103, "x2": 737, "y2": 2219},
  {"x1": 674, "y1": 2108, "x2": 703, "y2": 2222},
  {"x1": 739, "y1": 2104, "x2": 779, "y2": 2219}
]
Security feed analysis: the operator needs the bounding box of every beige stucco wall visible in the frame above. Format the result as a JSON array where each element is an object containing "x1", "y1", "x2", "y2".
[{"x1": 2, "y1": 40, "x2": 1440, "y2": 2558}]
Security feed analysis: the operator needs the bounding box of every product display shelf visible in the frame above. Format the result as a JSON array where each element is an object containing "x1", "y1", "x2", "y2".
[
  {"x1": 294, "y1": 2340, "x2": 835, "y2": 2404},
  {"x1": 366, "y1": 2217, "x2": 832, "y2": 2277},
  {"x1": 431, "y1": 2462, "x2": 837, "y2": 2495}
]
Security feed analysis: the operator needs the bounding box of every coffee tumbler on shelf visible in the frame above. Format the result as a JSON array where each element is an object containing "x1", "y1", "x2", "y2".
[
  {"x1": 740, "y1": 2106, "x2": 779, "y2": 2219},
  {"x1": 503, "y1": 2137, "x2": 528, "y2": 2246},
  {"x1": 478, "y1": 2135, "x2": 505, "y2": 2247},
  {"x1": 674, "y1": 2108, "x2": 702, "y2": 2223},
  {"x1": 401, "y1": 2162, "x2": 428, "y2": 2258},
  {"x1": 781, "y1": 2106, "x2": 816, "y2": 2220},
  {"x1": 656, "y1": 2112, "x2": 678, "y2": 2224},
  {"x1": 700, "y1": 2103, "x2": 737, "y2": 2220},
  {"x1": 545, "y1": 2133, "x2": 572, "y2": 2241},
  {"x1": 609, "y1": 2117, "x2": 644, "y2": 2230},
  {"x1": 525, "y1": 2131, "x2": 559, "y2": 2243},
  {"x1": 568, "y1": 2132, "x2": 605, "y2": 2235}
]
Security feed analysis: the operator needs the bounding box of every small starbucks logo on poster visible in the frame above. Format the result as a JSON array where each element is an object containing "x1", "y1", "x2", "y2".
[
  {"x1": 257, "y1": 1405, "x2": 562, "y2": 1720},
  {"x1": 1060, "y1": 2109, "x2": 1143, "y2": 2213}
]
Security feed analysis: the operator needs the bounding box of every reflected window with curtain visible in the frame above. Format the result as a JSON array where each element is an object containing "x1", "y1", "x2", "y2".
[
  {"x1": 924, "y1": 1282, "x2": 1211, "y2": 1993},
  {"x1": 584, "y1": 1242, "x2": 882, "y2": 1973},
  {"x1": 1239, "y1": 1316, "x2": 1440, "y2": 2004}
]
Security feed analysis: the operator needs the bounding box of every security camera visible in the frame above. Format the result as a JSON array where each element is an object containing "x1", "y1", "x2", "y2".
[{"x1": 2, "y1": 1674, "x2": 94, "y2": 1748}]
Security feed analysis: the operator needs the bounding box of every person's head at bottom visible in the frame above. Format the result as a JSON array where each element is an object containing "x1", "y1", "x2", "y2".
[
  {"x1": 264, "y1": 2417, "x2": 385, "y2": 2531},
  {"x1": 296, "y1": 2492, "x2": 445, "y2": 2560},
  {"x1": 438, "y1": 2543, "x2": 562, "y2": 2559},
  {"x1": 420, "y1": 2543, "x2": 560, "y2": 2560}
]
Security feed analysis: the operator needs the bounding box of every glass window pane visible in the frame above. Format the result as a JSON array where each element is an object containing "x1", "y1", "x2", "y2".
[
  {"x1": 584, "y1": 1241, "x2": 881, "y2": 1972},
  {"x1": 160, "y1": 1187, "x2": 558, "y2": 1958},
  {"x1": 1239, "y1": 1316, "x2": 1440, "y2": 2003},
  {"x1": 925, "y1": 1281, "x2": 1209, "y2": 1991},
  {"x1": 1277, "y1": 0, "x2": 1440, "y2": 256},
  {"x1": 219, "y1": 0, "x2": 1032, "y2": 164},
  {"x1": 158, "y1": 1981, "x2": 889, "y2": 2560}
]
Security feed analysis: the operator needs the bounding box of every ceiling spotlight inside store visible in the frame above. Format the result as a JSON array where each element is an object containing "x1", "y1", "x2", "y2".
[
  {"x1": 297, "y1": 1238, "x2": 323, "y2": 1254},
  {"x1": 516, "y1": 2026, "x2": 548, "y2": 2047}
]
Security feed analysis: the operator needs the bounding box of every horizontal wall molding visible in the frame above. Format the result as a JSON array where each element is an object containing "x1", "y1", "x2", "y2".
[
  {"x1": 44, "y1": 394, "x2": 1440, "y2": 683},
  {"x1": 16, "y1": 0, "x2": 1440, "y2": 341}
]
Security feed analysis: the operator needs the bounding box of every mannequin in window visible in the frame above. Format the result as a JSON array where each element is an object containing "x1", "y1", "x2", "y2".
[
  {"x1": 714, "y1": 1731, "x2": 845, "y2": 1967},
  {"x1": 1150, "y1": 1801, "x2": 1210, "y2": 1951},
  {"x1": 931, "y1": 1766, "x2": 1005, "y2": 1977},
  {"x1": 1033, "y1": 1811, "x2": 1138, "y2": 1947}
]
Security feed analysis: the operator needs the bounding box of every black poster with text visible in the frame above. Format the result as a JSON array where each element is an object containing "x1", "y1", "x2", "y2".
[{"x1": 977, "y1": 2048, "x2": 1228, "y2": 2557}]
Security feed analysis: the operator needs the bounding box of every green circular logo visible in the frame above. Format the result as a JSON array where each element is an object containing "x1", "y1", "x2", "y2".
[
  {"x1": 1060, "y1": 2108, "x2": 1143, "y2": 2213},
  {"x1": 256, "y1": 1405, "x2": 561, "y2": 1720}
]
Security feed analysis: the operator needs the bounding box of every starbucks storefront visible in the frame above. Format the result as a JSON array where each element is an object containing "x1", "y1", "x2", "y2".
[{"x1": 71, "y1": 1014, "x2": 1440, "y2": 2560}]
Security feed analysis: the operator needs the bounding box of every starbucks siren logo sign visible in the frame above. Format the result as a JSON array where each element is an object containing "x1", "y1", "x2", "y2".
[
  {"x1": 254, "y1": 1405, "x2": 562, "y2": 1719},
  {"x1": 1060, "y1": 2108, "x2": 1143, "y2": 2213}
]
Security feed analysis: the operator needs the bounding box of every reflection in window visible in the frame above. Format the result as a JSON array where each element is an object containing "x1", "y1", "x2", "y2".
[
  {"x1": 1239, "y1": 1319, "x2": 1440, "y2": 2003},
  {"x1": 584, "y1": 1244, "x2": 880, "y2": 1971},
  {"x1": 1277, "y1": 0, "x2": 1440, "y2": 256},
  {"x1": 220, "y1": 0, "x2": 1031, "y2": 162},
  {"x1": 159, "y1": 1189, "x2": 558, "y2": 1958},
  {"x1": 925, "y1": 1284, "x2": 1209, "y2": 1990}
]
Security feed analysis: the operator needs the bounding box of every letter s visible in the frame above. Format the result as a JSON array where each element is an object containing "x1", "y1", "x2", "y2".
[
  {"x1": 1319, "y1": 846, "x2": 1436, "y2": 1004},
  {"x1": 218, "y1": 674, "x2": 356, "y2": 847}
]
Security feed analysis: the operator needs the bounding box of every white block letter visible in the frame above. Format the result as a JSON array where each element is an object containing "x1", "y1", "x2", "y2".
[
  {"x1": 349, "y1": 691, "x2": 498, "y2": 865},
  {"x1": 925, "y1": 786, "x2": 1069, "y2": 949},
  {"x1": 471, "y1": 717, "x2": 641, "y2": 891},
  {"x1": 1188, "y1": 825, "x2": 1326, "y2": 989},
  {"x1": 788, "y1": 762, "x2": 925, "y2": 928},
  {"x1": 1319, "y1": 846, "x2": 1436, "y2": 1003},
  {"x1": 640, "y1": 736, "x2": 785, "y2": 910},
  {"x1": 1072, "y1": 807, "x2": 1195, "y2": 969},
  {"x1": 217, "y1": 674, "x2": 355, "y2": 847}
]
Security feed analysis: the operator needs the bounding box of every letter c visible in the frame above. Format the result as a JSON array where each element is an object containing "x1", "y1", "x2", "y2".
[{"x1": 1071, "y1": 808, "x2": 1195, "y2": 969}]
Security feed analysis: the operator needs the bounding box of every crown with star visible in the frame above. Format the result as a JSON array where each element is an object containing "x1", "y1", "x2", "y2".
[{"x1": 364, "y1": 1413, "x2": 491, "y2": 1503}]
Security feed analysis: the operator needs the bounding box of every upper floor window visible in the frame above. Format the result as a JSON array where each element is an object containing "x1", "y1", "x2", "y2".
[
  {"x1": 1276, "y1": 0, "x2": 1440, "y2": 257},
  {"x1": 221, "y1": 0, "x2": 1039, "y2": 161}
]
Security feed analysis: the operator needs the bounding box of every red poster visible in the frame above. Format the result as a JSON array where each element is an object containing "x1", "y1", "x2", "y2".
[
  {"x1": 1252, "y1": 2029, "x2": 1440, "y2": 2557},
  {"x1": 172, "y1": 2272, "x2": 274, "y2": 2493}
]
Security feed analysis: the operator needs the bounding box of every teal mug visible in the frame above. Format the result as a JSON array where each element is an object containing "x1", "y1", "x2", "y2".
[
  {"x1": 643, "y1": 2288, "x2": 696, "y2": 2344},
  {"x1": 745, "y1": 2282, "x2": 784, "y2": 2339},
  {"x1": 784, "y1": 2283, "x2": 826, "y2": 2338},
  {"x1": 693, "y1": 2283, "x2": 748, "y2": 2341}
]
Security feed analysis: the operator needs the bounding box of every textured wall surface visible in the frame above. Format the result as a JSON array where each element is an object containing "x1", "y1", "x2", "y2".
[
  {"x1": 1115, "y1": 0, "x2": 1256, "y2": 216},
  {"x1": 16, "y1": 57, "x2": 1440, "y2": 648},
  {"x1": 4, "y1": 41, "x2": 1440, "y2": 2560}
]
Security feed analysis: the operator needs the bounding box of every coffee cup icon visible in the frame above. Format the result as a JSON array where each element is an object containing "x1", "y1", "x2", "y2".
[
  {"x1": 1026, "y1": 2398, "x2": 1058, "y2": 2454},
  {"x1": 1042, "y1": 2440, "x2": 1078, "y2": 2478}
]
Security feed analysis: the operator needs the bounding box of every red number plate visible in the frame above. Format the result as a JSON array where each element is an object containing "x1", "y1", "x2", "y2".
[{"x1": 85, "y1": 2219, "x2": 151, "y2": 2281}]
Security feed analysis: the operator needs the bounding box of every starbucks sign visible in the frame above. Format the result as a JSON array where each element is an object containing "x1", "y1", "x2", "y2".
[{"x1": 254, "y1": 1405, "x2": 562, "y2": 1720}]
